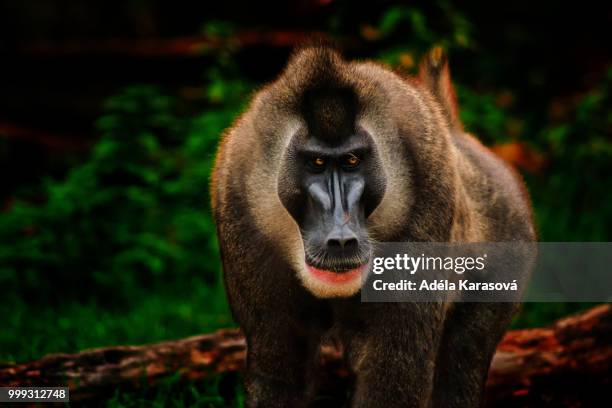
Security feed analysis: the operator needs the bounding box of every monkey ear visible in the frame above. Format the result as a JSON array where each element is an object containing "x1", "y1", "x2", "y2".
[{"x1": 418, "y1": 47, "x2": 461, "y2": 131}]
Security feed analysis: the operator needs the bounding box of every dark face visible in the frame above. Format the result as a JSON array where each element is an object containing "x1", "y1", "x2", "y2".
[{"x1": 279, "y1": 127, "x2": 386, "y2": 275}]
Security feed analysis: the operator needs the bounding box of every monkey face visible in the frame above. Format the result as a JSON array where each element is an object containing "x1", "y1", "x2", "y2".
[{"x1": 278, "y1": 126, "x2": 386, "y2": 296}]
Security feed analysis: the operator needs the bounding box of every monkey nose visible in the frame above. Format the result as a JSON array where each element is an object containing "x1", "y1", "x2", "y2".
[{"x1": 325, "y1": 228, "x2": 358, "y2": 251}]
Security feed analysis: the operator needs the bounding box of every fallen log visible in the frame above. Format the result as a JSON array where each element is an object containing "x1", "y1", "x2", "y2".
[
  {"x1": 0, "y1": 304, "x2": 610, "y2": 406},
  {"x1": 485, "y1": 304, "x2": 612, "y2": 407}
]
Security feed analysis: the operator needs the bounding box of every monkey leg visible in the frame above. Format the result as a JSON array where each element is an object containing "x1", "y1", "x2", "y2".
[
  {"x1": 243, "y1": 318, "x2": 320, "y2": 408},
  {"x1": 430, "y1": 302, "x2": 517, "y2": 408},
  {"x1": 345, "y1": 303, "x2": 446, "y2": 408}
]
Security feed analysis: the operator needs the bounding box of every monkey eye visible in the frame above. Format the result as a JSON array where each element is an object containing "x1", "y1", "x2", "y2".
[
  {"x1": 342, "y1": 153, "x2": 361, "y2": 169},
  {"x1": 307, "y1": 157, "x2": 327, "y2": 172}
]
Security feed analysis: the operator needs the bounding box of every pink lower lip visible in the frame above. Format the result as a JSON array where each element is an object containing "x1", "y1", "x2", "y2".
[{"x1": 306, "y1": 264, "x2": 366, "y2": 284}]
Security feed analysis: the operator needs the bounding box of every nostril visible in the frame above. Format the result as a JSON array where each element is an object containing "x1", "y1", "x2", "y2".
[
  {"x1": 344, "y1": 238, "x2": 358, "y2": 250},
  {"x1": 327, "y1": 238, "x2": 342, "y2": 248}
]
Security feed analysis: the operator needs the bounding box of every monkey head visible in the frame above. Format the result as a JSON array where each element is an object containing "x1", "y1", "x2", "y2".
[{"x1": 233, "y1": 48, "x2": 447, "y2": 298}]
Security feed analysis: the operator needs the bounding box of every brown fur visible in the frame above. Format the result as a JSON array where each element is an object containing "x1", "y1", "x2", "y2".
[{"x1": 211, "y1": 46, "x2": 535, "y2": 407}]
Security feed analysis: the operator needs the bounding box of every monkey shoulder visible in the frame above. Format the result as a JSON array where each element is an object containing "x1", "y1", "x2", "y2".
[{"x1": 453, "y1": 132, "x2": 535, "y2": 241}]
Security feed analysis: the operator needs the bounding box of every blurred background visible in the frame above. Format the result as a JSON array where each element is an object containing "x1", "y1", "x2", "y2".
[{"x1": 0, "y1": 0, "x2": 610, "y2": 405}]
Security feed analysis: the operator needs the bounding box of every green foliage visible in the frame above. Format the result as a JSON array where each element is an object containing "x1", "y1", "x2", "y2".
[
  {"x1": 0, "y1": 81, "x2": 246, "y2": 305},
  {"x1": 0, "y1": 70, "x2": 250, "y2": 362},
  {"x1": 456, "y1": 85, "x2": 511, "y2": 144},
  {"x1": 104, "y1": 372, "x2": 244, "y2": 407},
  {"x1": 0, "y1": 282, "x2": 232, "y2": 363},
  {"x1": 528, "y1": 68, "x2": 612, "y2": 241},
  {"x1": 371, "y1": 2, "x2": 472, "y2": 69}
]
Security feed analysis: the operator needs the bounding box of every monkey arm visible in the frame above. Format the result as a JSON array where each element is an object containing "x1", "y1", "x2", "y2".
[
  {"x1": 342, "y1": 302, "x2": 448, "y2": 408},
  {"x1": 431, "y1": 302, "x2": 518, "y2": 408},
  {"x1": 243, "y1": 316, "x2": 321, "y2": 408}
]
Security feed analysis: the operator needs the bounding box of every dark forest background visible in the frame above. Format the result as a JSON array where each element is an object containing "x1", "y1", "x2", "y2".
[{"x1": 0, "y1": 1, "x2": 610, "y2": 406}]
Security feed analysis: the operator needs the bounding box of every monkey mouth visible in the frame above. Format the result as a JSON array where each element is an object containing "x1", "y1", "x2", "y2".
[
  {"x1": 305, "y1": 263, "x2": 367, "y2": 284},
  {"x1": 303, "y1": 246, "x2": 371, "y2": 285}
]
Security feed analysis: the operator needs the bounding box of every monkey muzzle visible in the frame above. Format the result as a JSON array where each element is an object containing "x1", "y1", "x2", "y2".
[{"x1": 302, "y1": 170, "x2": 371, "y2": 282}]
